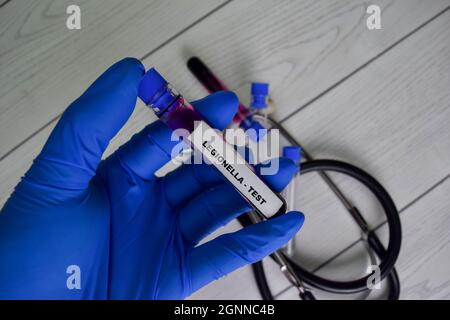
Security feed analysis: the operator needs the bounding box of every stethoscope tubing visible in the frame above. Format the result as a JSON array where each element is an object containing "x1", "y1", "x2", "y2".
[
  {"x1": 186, "y1": 56, "x2": 402, "y2": 299},
  {"x1": 239, "y1": 159, "x2": 402, "y2": 299}
]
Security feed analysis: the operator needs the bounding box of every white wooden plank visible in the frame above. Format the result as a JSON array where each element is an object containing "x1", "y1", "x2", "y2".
[
  {"x1": 1, "y1": 0, "x2": 449, "y2": 300},
  {"x1": 0, "y1": 0, "x2": 226, "y2": 157},
  {"x1": 2, "y1": 0, "x2": 447, "y2": 206},
  {"x1": 279, "y1": 8, "x2": 450, "y2": 278},
  {"x1": 276, "y1": 236, "x2": 398, "y2": 300},
  {"x1": 2, "y1": 0, "x2": 448, "y2": 158},
  {"x1": 144, "y1": 0, "x2": 450, "y2": 117},
  {"x1": 277, "y1": 176, "x2": 450, "y2": 299},
  {"x1": 379, "y1": 178, "x2": 450, "y2": 299},
  {"x1": 122, "y1": 5, "x2": 450, "y2": 297}
]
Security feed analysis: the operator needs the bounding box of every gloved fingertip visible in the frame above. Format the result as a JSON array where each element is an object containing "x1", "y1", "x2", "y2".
[
  {"x1": 115, "y1": 57, "x2": 145, "y2": 74},
  {"x1": 260, "y1": 211, "x2": 304, "y2": 242},
  {"x1": 283, "y1": 211, "x2": 305, "y2": 232},
  {"x1": 191, "y1": 91, "x2": 239, "y2": 131},
  {"x1": 96, "y1": 57, "x2": 145, "y2": 92}
]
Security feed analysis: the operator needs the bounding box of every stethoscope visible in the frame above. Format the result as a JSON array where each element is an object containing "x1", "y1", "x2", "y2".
[{"x1": 187, "y1": 57, "x2": 402, "y2": 300}]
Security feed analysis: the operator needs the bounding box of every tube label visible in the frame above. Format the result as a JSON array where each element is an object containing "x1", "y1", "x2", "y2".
[{"x1": 188, "y1": 121, "x2": 284, "y2": 219}]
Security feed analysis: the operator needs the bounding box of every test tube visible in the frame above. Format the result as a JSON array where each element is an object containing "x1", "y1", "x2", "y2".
[
  {"x1": 187, "y1": 57, "x2": 271, "y2": 142},
  {"x1": 239, "y1": 82, "x2": 270, "y2": 142},
  {"x1": 282, "y1": 146, "x2": 302, "y2": 256},
  {"x1": 138, "y1": 68, "x2": 286, "y2": 220}
]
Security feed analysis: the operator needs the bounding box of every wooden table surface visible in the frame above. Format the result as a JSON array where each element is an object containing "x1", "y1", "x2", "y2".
[{"x1": 1, "y1": 0, "x2": 449, "y2": 299}]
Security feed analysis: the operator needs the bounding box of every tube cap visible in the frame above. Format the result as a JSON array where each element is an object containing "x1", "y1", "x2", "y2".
[
  {"x1": 138, "y1": 68, "x2": 167, "y2": 105},
  {"x1": 283, "y1": 146, "x2": 302, "y2": 165},
  {"x1": 251, "y1": 82, "x2": 269, "y2": 95},
  {"x1": 251, "y1": 82, "x2": 269, "y2": 109}
]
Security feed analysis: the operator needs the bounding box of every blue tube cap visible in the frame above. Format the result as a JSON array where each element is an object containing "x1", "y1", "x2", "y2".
[
  {"x1": 251, "y1": 82, "x2": 269, "y2": 95},
  {"x1": 251, "y1": 82, "x2": 269, "y2": 109},
  {"x1": 283, "y1": 146, "x2": 302, "y2": 165},
  {"x1": 138, "y1": 67, "x2": 168, "y2": 105}
]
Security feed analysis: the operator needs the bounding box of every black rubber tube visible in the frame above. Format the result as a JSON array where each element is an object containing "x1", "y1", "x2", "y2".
[
  {"x1": 290, "y1": 160, "x2": 401, "y2": 293},
  {"x1": 252, "y1": 262, "x2": 274, "y2": 300},
  {"x1": 239, "y1": 159, "x2": 402, "y2": 299},
  {"x1": 237, "y1": 214, "x2": 275, "y2": 300}
]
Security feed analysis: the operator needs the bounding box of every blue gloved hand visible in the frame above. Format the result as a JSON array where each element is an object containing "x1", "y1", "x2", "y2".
[{"x1": 0, "y1": 58, "x2": 304, "y2": 299}]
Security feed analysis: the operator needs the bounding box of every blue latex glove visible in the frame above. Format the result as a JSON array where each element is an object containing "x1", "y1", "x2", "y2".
[{"x1": 0, "y1": 58, "x2": 304, "y2": 299}]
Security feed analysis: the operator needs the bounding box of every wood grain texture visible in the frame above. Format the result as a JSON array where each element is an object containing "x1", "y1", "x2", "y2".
[
  {"x1": 192, "y1": 6, "x2": 450, "y2": 298},
  {"x1": 380, "y1": 177, "x2": 450, "y2": 299},
  {"x1": 1, "y1": 0, "x2": 448, "y2": 158},
  {"x1": 141, "y1": 0, "x2": 450, "y2": 122},
  {"x1": 1, "y1": 0, "x2": 450, "y2": 300},
  {"x1": 277, "y1": 176, "x2": 450, "y2": 299},
  {"x1": 3, "y1": 0, "x2": 448, "y2": 208},
  {"x1": 0, "y1": 0, "x2": 226, "y2": 157},
  {"x1": 280, "y1": 8, "x2": 450, "y2": 277}
]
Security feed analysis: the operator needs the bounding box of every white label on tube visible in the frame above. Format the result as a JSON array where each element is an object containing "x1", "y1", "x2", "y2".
[{"x1": 188, "y1": 121, "x2": 284, "y2": 219}]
